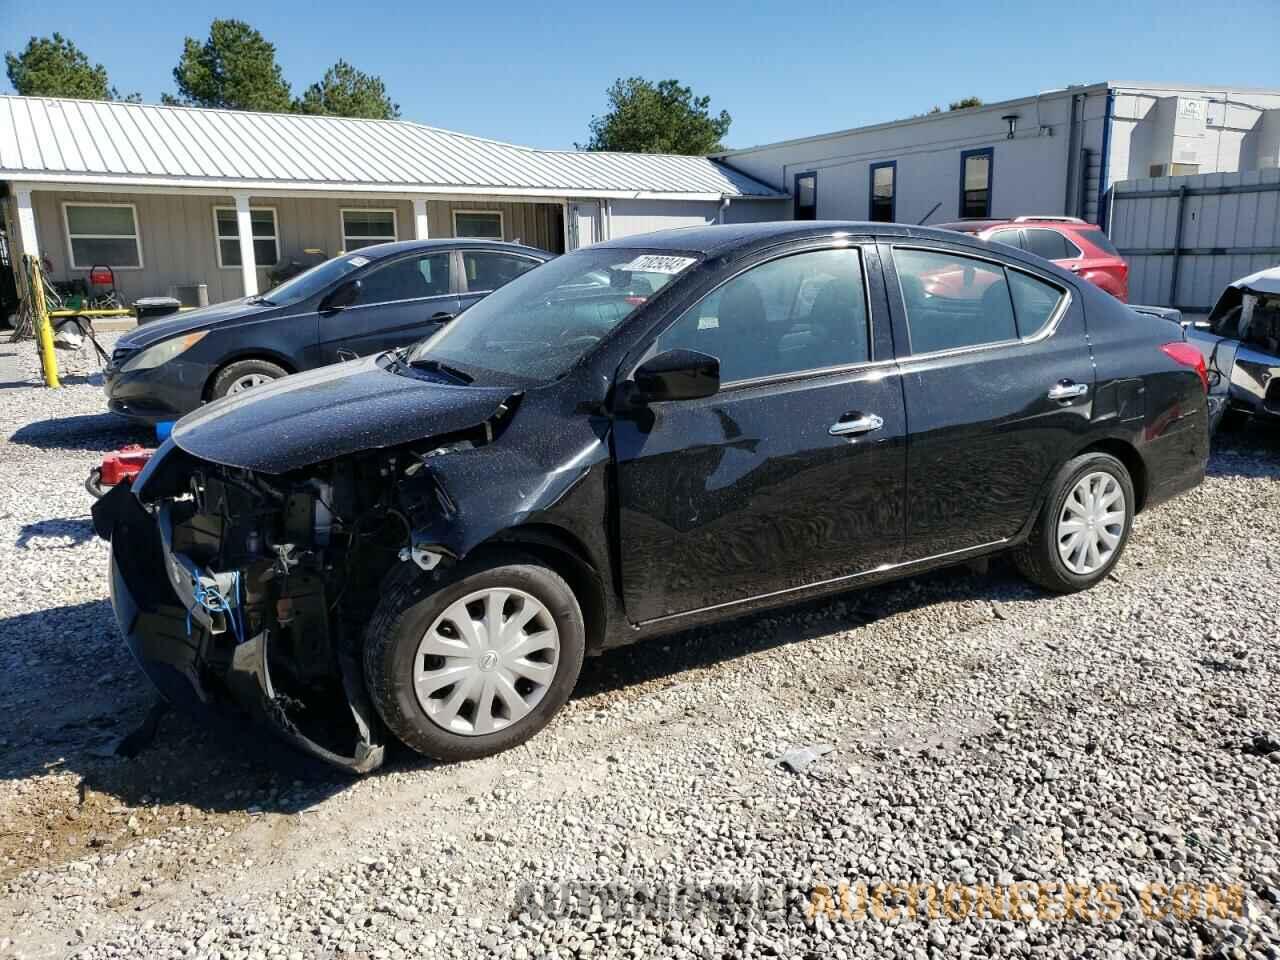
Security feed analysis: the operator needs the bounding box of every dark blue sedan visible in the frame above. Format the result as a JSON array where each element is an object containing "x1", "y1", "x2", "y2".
[{"x1": 104, "y1": 239, "x2": 552, "y2": 422}]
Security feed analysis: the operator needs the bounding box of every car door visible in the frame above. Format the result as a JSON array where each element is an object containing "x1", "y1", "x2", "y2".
[
  {"x1": 316, "y1": 250, "x2": 458, "y2": 362},
  {"x1": 456, "y1": 249, "x2": 543, "y2": 314},
  {"x1": 612, "y1": 242, "x2": 908, "y2": 624},
  {"x1": 882, "y1": 240, "x2": 1094, "y2": 559}
]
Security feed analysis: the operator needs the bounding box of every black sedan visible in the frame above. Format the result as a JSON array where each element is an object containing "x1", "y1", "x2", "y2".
[
  {"x1": 104, "y1": 239, "x2": 553, "y2": 422},
  {"x1": 92, "y1": 221, "x2": 1210, "y2": 772}
]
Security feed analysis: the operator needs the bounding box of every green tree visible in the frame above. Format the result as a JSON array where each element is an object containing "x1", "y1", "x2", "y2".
[
  {"x1": 5, "y1": 33, "x2": 137, "y2": 101},
  {"x1": 579, "y1": 77, "x2": 731, "y2": 155},
  {"x1": 948, "y1": 96, "x2": 984, "y2": 111},
  {"x1": 164, "y1": 19, "x2": 291, "y2": 112},
  {"x1": 295, "y1": 60, "x2": 399, "y2": 119}
]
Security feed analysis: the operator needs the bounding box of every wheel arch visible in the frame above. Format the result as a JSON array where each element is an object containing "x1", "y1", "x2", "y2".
[
  {"x1": 1071, "y1": 437, "x2": 1148, "y2": 513},
  {"x1": 469, "y1": 523, "x2": 610, "y2": 654},
  {"x1": 203, "y1": 351, "x2": 299, "y2": 400}
]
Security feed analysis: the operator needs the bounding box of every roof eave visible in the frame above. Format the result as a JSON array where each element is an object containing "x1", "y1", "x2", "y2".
[{"x1": 1, "y1": 171, "x2": 786, "y2": 201}]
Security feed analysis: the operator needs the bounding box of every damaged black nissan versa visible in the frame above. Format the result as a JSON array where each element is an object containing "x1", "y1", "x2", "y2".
[{"x1": 93, "y1": 222, "x2": 1211, "y2": 773}]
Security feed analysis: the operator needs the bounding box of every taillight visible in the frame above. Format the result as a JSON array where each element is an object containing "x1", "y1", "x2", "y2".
[{"x1": 1161, "y1": 342, "x2": 1208, "y2": 393}]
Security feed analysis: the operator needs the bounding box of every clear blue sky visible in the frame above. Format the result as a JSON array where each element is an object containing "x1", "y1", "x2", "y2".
[{"x1": 3, "y1": 0, "x2": 1277, "y2": 150}]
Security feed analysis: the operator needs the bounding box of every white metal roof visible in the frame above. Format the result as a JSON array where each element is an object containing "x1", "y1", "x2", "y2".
[{"x1": 0, "y1": 96, "x2": 786, "y2": 201}]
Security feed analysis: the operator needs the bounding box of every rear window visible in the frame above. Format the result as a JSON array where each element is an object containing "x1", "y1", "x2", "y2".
[{"x1": 1080, "y1": 229, "x2": 1120, "y2": 257}]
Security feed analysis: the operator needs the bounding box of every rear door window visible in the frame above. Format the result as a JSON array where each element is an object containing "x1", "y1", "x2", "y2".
[
  {"x1": 894, "y1": 247, "x2": 1066, "y2": 353},
  {"x1": 1024, "y1": 229, "x2": 1080, "y2": 261},
  {"x1": 987, "y1": 228, "x2": 1024, "y2": 249},
  {"x1": 461, "y1": 251, "x2": 541, "y2": 293}
]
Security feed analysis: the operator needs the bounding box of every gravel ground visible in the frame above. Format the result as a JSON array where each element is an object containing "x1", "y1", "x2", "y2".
[{"x1": 1, "y1": 334, "x2": 1278, "y2": 960}]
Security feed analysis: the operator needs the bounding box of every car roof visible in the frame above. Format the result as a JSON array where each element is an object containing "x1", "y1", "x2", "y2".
[
  {"x1": 935, "y1": 218, "x2": 1102, "y2": 234},
  {"x1": 592, "y1": 220, "x2": 1000, "y2": 259},
  {"x1": 345, "y1": 238, "x2": 555, "y2": 259}
]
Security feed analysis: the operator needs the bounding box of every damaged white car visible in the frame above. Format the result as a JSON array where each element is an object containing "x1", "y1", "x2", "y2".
[{"x1": 1185, "y1": 266, "x2": 1280, "y2": 425}]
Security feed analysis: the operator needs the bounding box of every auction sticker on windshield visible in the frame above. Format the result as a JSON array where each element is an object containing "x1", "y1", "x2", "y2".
[
  {"x1": 619, "y1": 255, "x2": 697, "y2": 274},
  {"x1": 347, "y1": 256, "x2": 371, "y2": 267}
]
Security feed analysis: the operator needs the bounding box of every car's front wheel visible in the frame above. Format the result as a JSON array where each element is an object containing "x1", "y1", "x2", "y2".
[
  {"x1": 210, "y1": 359, "x2": 288, "y2": 399},
  {"x1": 363, "y1": 551, "x2": 585, "y2": 761},
  {"x1": 1012, "y1": 452, "x2": 1135, "y2": 593}
]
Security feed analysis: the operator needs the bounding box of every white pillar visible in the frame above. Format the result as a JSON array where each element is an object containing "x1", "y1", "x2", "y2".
[
  {"x1": 233, "y1": 192, "x2": 258, "y2": 296},
  {"x1": 14, "y1": 186, "x2": 39, "y2": 262},
  {"x1": 413, "y1": 198, "x2": 430, "y2": 240},
  {"x1": 561, "y1": 200, "x2": 572, "y2": 252}
]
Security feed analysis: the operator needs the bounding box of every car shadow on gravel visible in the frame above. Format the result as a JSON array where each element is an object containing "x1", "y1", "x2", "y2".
[
  {"x1": 0, "y1": 599, "x2": 354, "y2": 862},
  {"x1": 15, "y1": 516, "x2": 97, "y2": 549},
  {"x1": 1208, "y1": 421, "x2": 1280, "y2": 479},
  {"x1": 571, "y1": 560, "x2": 1040, "y2": 702},
  {"x1": 0, "y1": 562, "x2": 1043, "y2": 845},
  {"x1": 8, "y1": 412, "x2": 150, "y2": 451}
]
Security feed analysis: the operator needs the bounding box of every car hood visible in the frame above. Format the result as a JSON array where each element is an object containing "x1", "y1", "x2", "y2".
[
  {"x1": 118, "y1": 298, "x2": 276, "y2": 350},
  {"x1": 1227, "y1": 265, "x2": 1280, "y2": 296},
  {"x1": 171, "y1": 355, "x2": 516, "y2": 474}
]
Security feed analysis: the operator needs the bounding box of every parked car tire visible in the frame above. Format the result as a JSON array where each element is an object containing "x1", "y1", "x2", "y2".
[
  {"x1": 363, "y1": 550, "x2": 586, "y2": 762},
  {"x1": 210, "y1": 359, "x2": 288, "y2": 399},
  {"x1": 1012, "y1": 452, "x2": 1135, "y2": 593}
]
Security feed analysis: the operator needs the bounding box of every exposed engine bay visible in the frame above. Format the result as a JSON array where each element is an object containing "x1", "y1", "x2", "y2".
[
  {"x1": 1185, "y1": 266, "x2": 1280, "y2": 422},
  {"x1": 92, "y1": 394, "x2": 522, "y2": 774}
]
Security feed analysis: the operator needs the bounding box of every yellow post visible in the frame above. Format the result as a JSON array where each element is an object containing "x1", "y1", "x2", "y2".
[{"x1": 27, "y1": 256, "x2": 60, "y2": 388}]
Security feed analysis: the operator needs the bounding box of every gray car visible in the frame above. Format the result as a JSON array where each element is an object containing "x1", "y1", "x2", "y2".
[{"x1": 1184, "y1": 266, "x2": 1280, "y2": 426}]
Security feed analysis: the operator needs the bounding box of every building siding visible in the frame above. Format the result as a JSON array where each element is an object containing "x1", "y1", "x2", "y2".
[
  {"x1": 718, "y1": 84, "x2": 1280, "y2": 228},
  {"x1": 27, "y1": 190, "x2": 560, "y2": 304}
]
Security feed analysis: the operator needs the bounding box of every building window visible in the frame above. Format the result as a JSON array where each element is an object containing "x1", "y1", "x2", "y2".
[
  {"x1": 794, "y1": 172, "x2": 817, "y2": 220},
  {"x1": 869, "y1": 161, "x2": 896, "y2": 223},
  {"x1": 214, "y1": 207, "x2": 279, "y2": 268},
  {"x1": 959, "y1": 148, "x2": 993, "y2": 219},
  {"x1": 341, "y1": 209, "x2": 398, "y2": 250},
  {"x1": 62, "y1": 203, "x2": 142, "y2": 269},
  {"x1": 453, "y1": 210, "x2": 503, "y2": 239}
]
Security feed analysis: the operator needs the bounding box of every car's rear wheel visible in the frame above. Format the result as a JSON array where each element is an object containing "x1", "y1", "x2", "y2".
[
  {"x1": 363, "y1": 551, "x2": 585, "y2": 761},
  {"x1": 210, "y1": 359, "x2": 288, "y2": 399},
  {"x1": 1012, "y1": 452, "x2": 1135, "y2": 593}
]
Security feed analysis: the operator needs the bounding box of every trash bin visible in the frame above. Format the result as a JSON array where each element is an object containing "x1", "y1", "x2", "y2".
[{"x1": 133, "y1": 296, "x2": 183, "y2": 324}]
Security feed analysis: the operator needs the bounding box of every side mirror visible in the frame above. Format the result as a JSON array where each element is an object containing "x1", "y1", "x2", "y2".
[
  {"x1": 321, "y1": 279, "x2": 361, "y2": 312},
  {"x1": 632, "y1": 349, "x2": 720, "y2": 403}
]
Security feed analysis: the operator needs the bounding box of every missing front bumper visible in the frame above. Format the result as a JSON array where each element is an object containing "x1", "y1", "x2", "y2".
[{"x1": 94, "y1": 483, "x2": 386, "y2": 774}]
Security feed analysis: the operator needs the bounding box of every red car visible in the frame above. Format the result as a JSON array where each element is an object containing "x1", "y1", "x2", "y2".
[{"x1": 937, "y1": 216, "x2": 1129, "y2": 302}]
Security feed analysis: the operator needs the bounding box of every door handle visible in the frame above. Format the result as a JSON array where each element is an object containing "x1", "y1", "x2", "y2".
[
  {"x1": 829, "y1": 413, "x2": 884, "y2": 436},
  {"x1": 430, "y1": 311, "x2": 455, "y2": 322},
  {"x1": 1048, "y1": 381, "x2": 1089, "y2": 400}
]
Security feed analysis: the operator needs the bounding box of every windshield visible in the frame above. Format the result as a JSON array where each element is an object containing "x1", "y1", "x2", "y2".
[
  {"x1": 263, "y1": 252, "x2": 373, "y2": 306},
  {"x1": 407, "y1": 248, "x2": 698, "y2": 382}
]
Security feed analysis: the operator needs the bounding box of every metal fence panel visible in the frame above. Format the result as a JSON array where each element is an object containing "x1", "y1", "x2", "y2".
[{"x1": 1109, "y1": 168, "x2": 1280, "y2": 310}]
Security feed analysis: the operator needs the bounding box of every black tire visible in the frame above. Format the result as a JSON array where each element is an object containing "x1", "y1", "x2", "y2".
[
  {"x1": 1011, "y1": 452, "x2": 1135, "y2": 594},
  {"x1": 209, "y1": 358, "x2": 288, "y2": 399},
  {"x1": 363, "y1": 550, "x2": 585, "y2": 762}
]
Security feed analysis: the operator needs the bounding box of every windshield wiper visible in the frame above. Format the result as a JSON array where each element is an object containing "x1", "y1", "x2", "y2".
[
  {"x1": 246, "y1": 295, "x2": 275, "y2": 306},
  {"x1": 406, "y1": 357, "x2": 474, "y2": 384}
]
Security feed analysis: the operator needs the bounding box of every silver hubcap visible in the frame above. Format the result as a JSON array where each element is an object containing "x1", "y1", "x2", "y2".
[
  {"x1": 413, "y1": 588, "x2": 560, "y2": 736},
  {"x1": 228, "y1": 373, "x2": 272, "y2": 394},
  {"x1": 1057, "y1": 471, "x2": 1126, "y2": 575}
]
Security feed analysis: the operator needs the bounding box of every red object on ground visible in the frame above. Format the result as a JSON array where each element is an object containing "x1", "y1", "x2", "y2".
[{"x1": 99, "y1": 444, "x2": 155, "y2": 487}]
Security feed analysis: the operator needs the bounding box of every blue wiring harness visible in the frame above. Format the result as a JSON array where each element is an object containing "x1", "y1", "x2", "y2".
[{"x1": 183, "y1": 568, "x2": 247, "y2": 645}]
